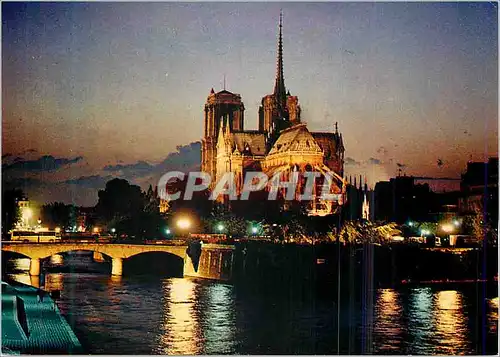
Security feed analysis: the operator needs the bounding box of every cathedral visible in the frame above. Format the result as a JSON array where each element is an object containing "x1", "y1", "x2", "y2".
[{"x1": 201, "y1": 13, "x2": 346, "y2": 216}]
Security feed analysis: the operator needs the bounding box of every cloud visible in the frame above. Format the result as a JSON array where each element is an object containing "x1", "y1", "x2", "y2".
[
  {"x1": 2, "y1": 142, "x2": 202, "y2": 206},
  {"x1": 155, "y1": 141, "x2": 201, "y2": 173},
  {"x1": 2, "y1": 155, "x2": 83, "y2": 172},
  {"x1": 103, "y1": 161, "x2": 154, "y2": 177},
  {"x1": 367, "y1": 157, "x2": 382, "y2": 165},
  {"x1": 64, "y1": 175, "x2": 113, "y2": 189},
  {"x1": 103, "y1": 141, "x2": 202, "y2": 181},
  {"x1": 344, "y1": 157, "x2": 361, "y2": 166}
]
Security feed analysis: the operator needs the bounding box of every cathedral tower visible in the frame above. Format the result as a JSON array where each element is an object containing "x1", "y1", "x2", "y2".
[
  {"x1": 201, "y1": 88, "x2": 245, "y2": 182},
  {"x1": 259, "y1": 11, "x2": 301, "y2": 142}
]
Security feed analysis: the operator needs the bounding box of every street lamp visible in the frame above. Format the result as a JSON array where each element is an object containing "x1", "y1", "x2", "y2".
[
  {"x1": 251, "y1": 226, "x2": 258, "y2": 235},
  {"x1": 165, "y1": 228, "x2": 171, "y2": 235},
  {"x1": 441, "y1": 224, "x2": 454, "y2": 233},
  {"x1": 216, "y1": 223, "x2": 224, "y2": 233},
  {"x1": 176, "y1": 218, "x2": 191, "y2": 230}
]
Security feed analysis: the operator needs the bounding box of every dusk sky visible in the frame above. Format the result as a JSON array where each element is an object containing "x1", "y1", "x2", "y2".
[{"x1": 2, "y1": 2, "x2": 498, "y2": 206}]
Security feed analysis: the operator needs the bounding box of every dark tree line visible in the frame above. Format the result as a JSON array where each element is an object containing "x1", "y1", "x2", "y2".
[{"x1": 2, "y1": 177, "x2": 342, "y2": 242}]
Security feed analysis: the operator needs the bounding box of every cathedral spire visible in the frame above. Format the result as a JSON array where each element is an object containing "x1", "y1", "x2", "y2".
[{"x1": 273, "y1": 10, "x2": 286, "y2": 107}]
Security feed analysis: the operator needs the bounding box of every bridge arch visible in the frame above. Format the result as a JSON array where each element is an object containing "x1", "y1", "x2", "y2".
[
  {"x1": 1, "y1": 243, "x2": 188, "y2": 276},
  {"x1": 122, "y1": 251, "x2": 184, "y2": 277}
]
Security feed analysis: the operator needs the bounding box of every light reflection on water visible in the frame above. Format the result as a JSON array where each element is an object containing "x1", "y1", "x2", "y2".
[
  {"x1": 373, "y1": 289, "x2": 404, "y2": 352},
  {"x1": 433, "y1": 291, "x2": 468, "y2": 354},
  {"x1": 3, "y1": 256, "x2": 498, "y2": 355},
  {"x1": 488, "y1": 297, "x2": 499, "y2": 335},
  {"x1": 155, "y1": 278, "x2": 202, "y2": 355}
]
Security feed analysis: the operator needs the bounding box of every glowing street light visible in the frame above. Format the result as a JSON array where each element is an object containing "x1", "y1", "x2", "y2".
[
  {"x1": 420, "y1": 229, "x2": 429, "y2": 236},
  {"x1": 93, "y1": 227, "x2": 100, "y2": 234},
  {"x1": 453, "y1": 219, "x2": 460, "y2": 227},
  {"x1": 55, "y1": 227, "x2": 61, "y2": 233},
  {"x1": 176, "y1": 218, "x2": 191, "y2": 230},
  {"x1": 111, "y1": 228, "x2": 116, "y2": 233},
  {"x1": 165, "y1": 228, "x2": 171, "y2": 235},
  {"x1": 217, "y1": 223, "x2": 224, "y2": 232},
  {"x1": 441, "y1": 224, "x2": 454, "y2": 233},
  {"x1": 251, "y1": 226, "x2": 258, "y2": 235},
  {"x1": 408, "y1": 221, "x2": 414, "y2": 227}
]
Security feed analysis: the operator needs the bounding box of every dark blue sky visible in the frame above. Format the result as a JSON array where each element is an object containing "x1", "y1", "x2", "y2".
[{"x1": 2, "y1": 2, "x2": 497, "y2": 205}]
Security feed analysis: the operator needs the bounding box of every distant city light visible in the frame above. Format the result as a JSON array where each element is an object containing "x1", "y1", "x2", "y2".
[
  {"x1": 408, "y1": 221, "x2": 414, "y2": 227},
  {"x1": 165, "y1": 228, "x2": 171, "y2": 234},
  {"x1": 111, "y1": 228, "x2": 116, "y2": 233},
  {"x1": 217, "y1": 223, "x2": 224, "y2": 232},
  {"x1": 420, "y1": 229, "x2": 429, "y2": 236},
  {"x1": 251, "y1": 226, "x2": 258, "y2": 234},
  {"x1": 453, "y1": 219, "x2": 460, "y2": 227},
  {"x1": 55, "y1": 227, "x2": 61, "y2": 233},
  {"x1": 93, "y1": 227, "x2": 100, "y2": 233}
]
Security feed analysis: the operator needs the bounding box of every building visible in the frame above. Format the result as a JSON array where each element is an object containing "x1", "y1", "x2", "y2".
[
  {"x1": 459, "y1": 157, "x2": 498, "y2": 224},
  {"x1": 200, "y1": 13, "x2": 346, "y2": 216},
  {"x1": 374, "y1": 175, "x2": 434, "y2": 223},
  {"x1": 343, "y1": 176, "x2": 374, "y2": 221}
]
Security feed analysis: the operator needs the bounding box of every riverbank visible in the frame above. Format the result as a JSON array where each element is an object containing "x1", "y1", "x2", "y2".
[{"x1": 1, "y1": 279, "x2": 82, "y2": 354}]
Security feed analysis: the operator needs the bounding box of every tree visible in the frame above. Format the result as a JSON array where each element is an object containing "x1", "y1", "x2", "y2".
[
  {"x1": 203, "y1": 204, "x2": 248, "y2": 237},
  {"x1": 339, "y1": 220, "x2": 402, "y2": 244},
  {"x1": 463, "y1": 206, "x2": 496, "y2": 244},
  {"x1": 95, "y1": 178, "x2": 162, "y2": 239},
  {"x1": 41, "y1": 202, "x2": 77, "y2": 229}
]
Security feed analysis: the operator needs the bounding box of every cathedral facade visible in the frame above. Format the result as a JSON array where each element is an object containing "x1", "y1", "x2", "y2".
[{"x1": 201, "y1": 13, "x2": 346, "y2": 216}]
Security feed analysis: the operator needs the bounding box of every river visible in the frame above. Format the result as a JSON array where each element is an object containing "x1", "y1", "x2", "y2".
[{"x1": 3, "y1": 253, "x2": 498, "y2": 355}]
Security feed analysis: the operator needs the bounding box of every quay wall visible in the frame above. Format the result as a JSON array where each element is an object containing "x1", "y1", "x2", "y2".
[
  {"x1": 184, "y1": 241, "x2": 498, "y2": 290},
  {"x1": 184, "y1": 243, "x2": 235, "y2": 281}
]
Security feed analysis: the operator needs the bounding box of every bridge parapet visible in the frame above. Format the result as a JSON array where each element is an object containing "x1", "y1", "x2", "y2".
[{"x1": 1, "y1": 242, "x2": 188, "y2": 260}]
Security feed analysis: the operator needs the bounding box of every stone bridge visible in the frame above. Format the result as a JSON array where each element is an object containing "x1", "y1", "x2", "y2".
[{"x1": 1, "y1": 242, "x2": 189, "y2": 276}]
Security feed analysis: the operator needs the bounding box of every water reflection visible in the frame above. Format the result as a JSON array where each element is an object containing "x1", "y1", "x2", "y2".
[
  {"x1": 45, "y1": 273, "x2": 64, "y2": 291},
  {"x1": 407, "y1": 287, "x2": 433, "y2": 351},
  {"x1": 50, "y1": 254, "x2": 64, "y2": 265},
  {"x1": 433, "y1": 290, "x2": 468, "y2": 354},
  {"x1": 10, "y1": 257, "x2": 31, "y2": 271},
  {"x1": 155, "y1": 278, "x2": 202, "y2": 355},
  {"x1": 488, "y1": 297, "x2": 498, "y2": 334},
  {"x1": 2, "y1": 256, "x2": 498, "y2": 355},
  {"x1": 203, "y1": 284, "x2": 236, "y2": 354},
  {"x1": 374, "y1": 289, "x2": 403, "y2": 352},
  {"x1": 7, "y1": 273, "x2": 37, "y2": 288}
]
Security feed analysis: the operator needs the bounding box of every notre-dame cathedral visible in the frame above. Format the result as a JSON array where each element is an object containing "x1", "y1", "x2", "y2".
[{"x1": 201, "y1": 13, "x2": 346, "y2": 216}]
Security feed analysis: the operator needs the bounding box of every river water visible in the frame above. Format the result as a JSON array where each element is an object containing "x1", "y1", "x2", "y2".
[{"x1": 3, "y1": 253, "x2": 498, "y2": 355}]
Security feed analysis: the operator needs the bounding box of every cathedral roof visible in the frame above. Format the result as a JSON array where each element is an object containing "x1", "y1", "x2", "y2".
[
  {"x1": 231, "y1": 132, "x2": 266, "y2": 156},
  {"x1": 217, "y1": 89, "x2": 236, "y2": 95},
  {"x1": 268, "y1": 124, "x2": 322, "y2": 155},
  {"x1": 312, "y1": 132, "x2": 344, "y2": 151}
]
